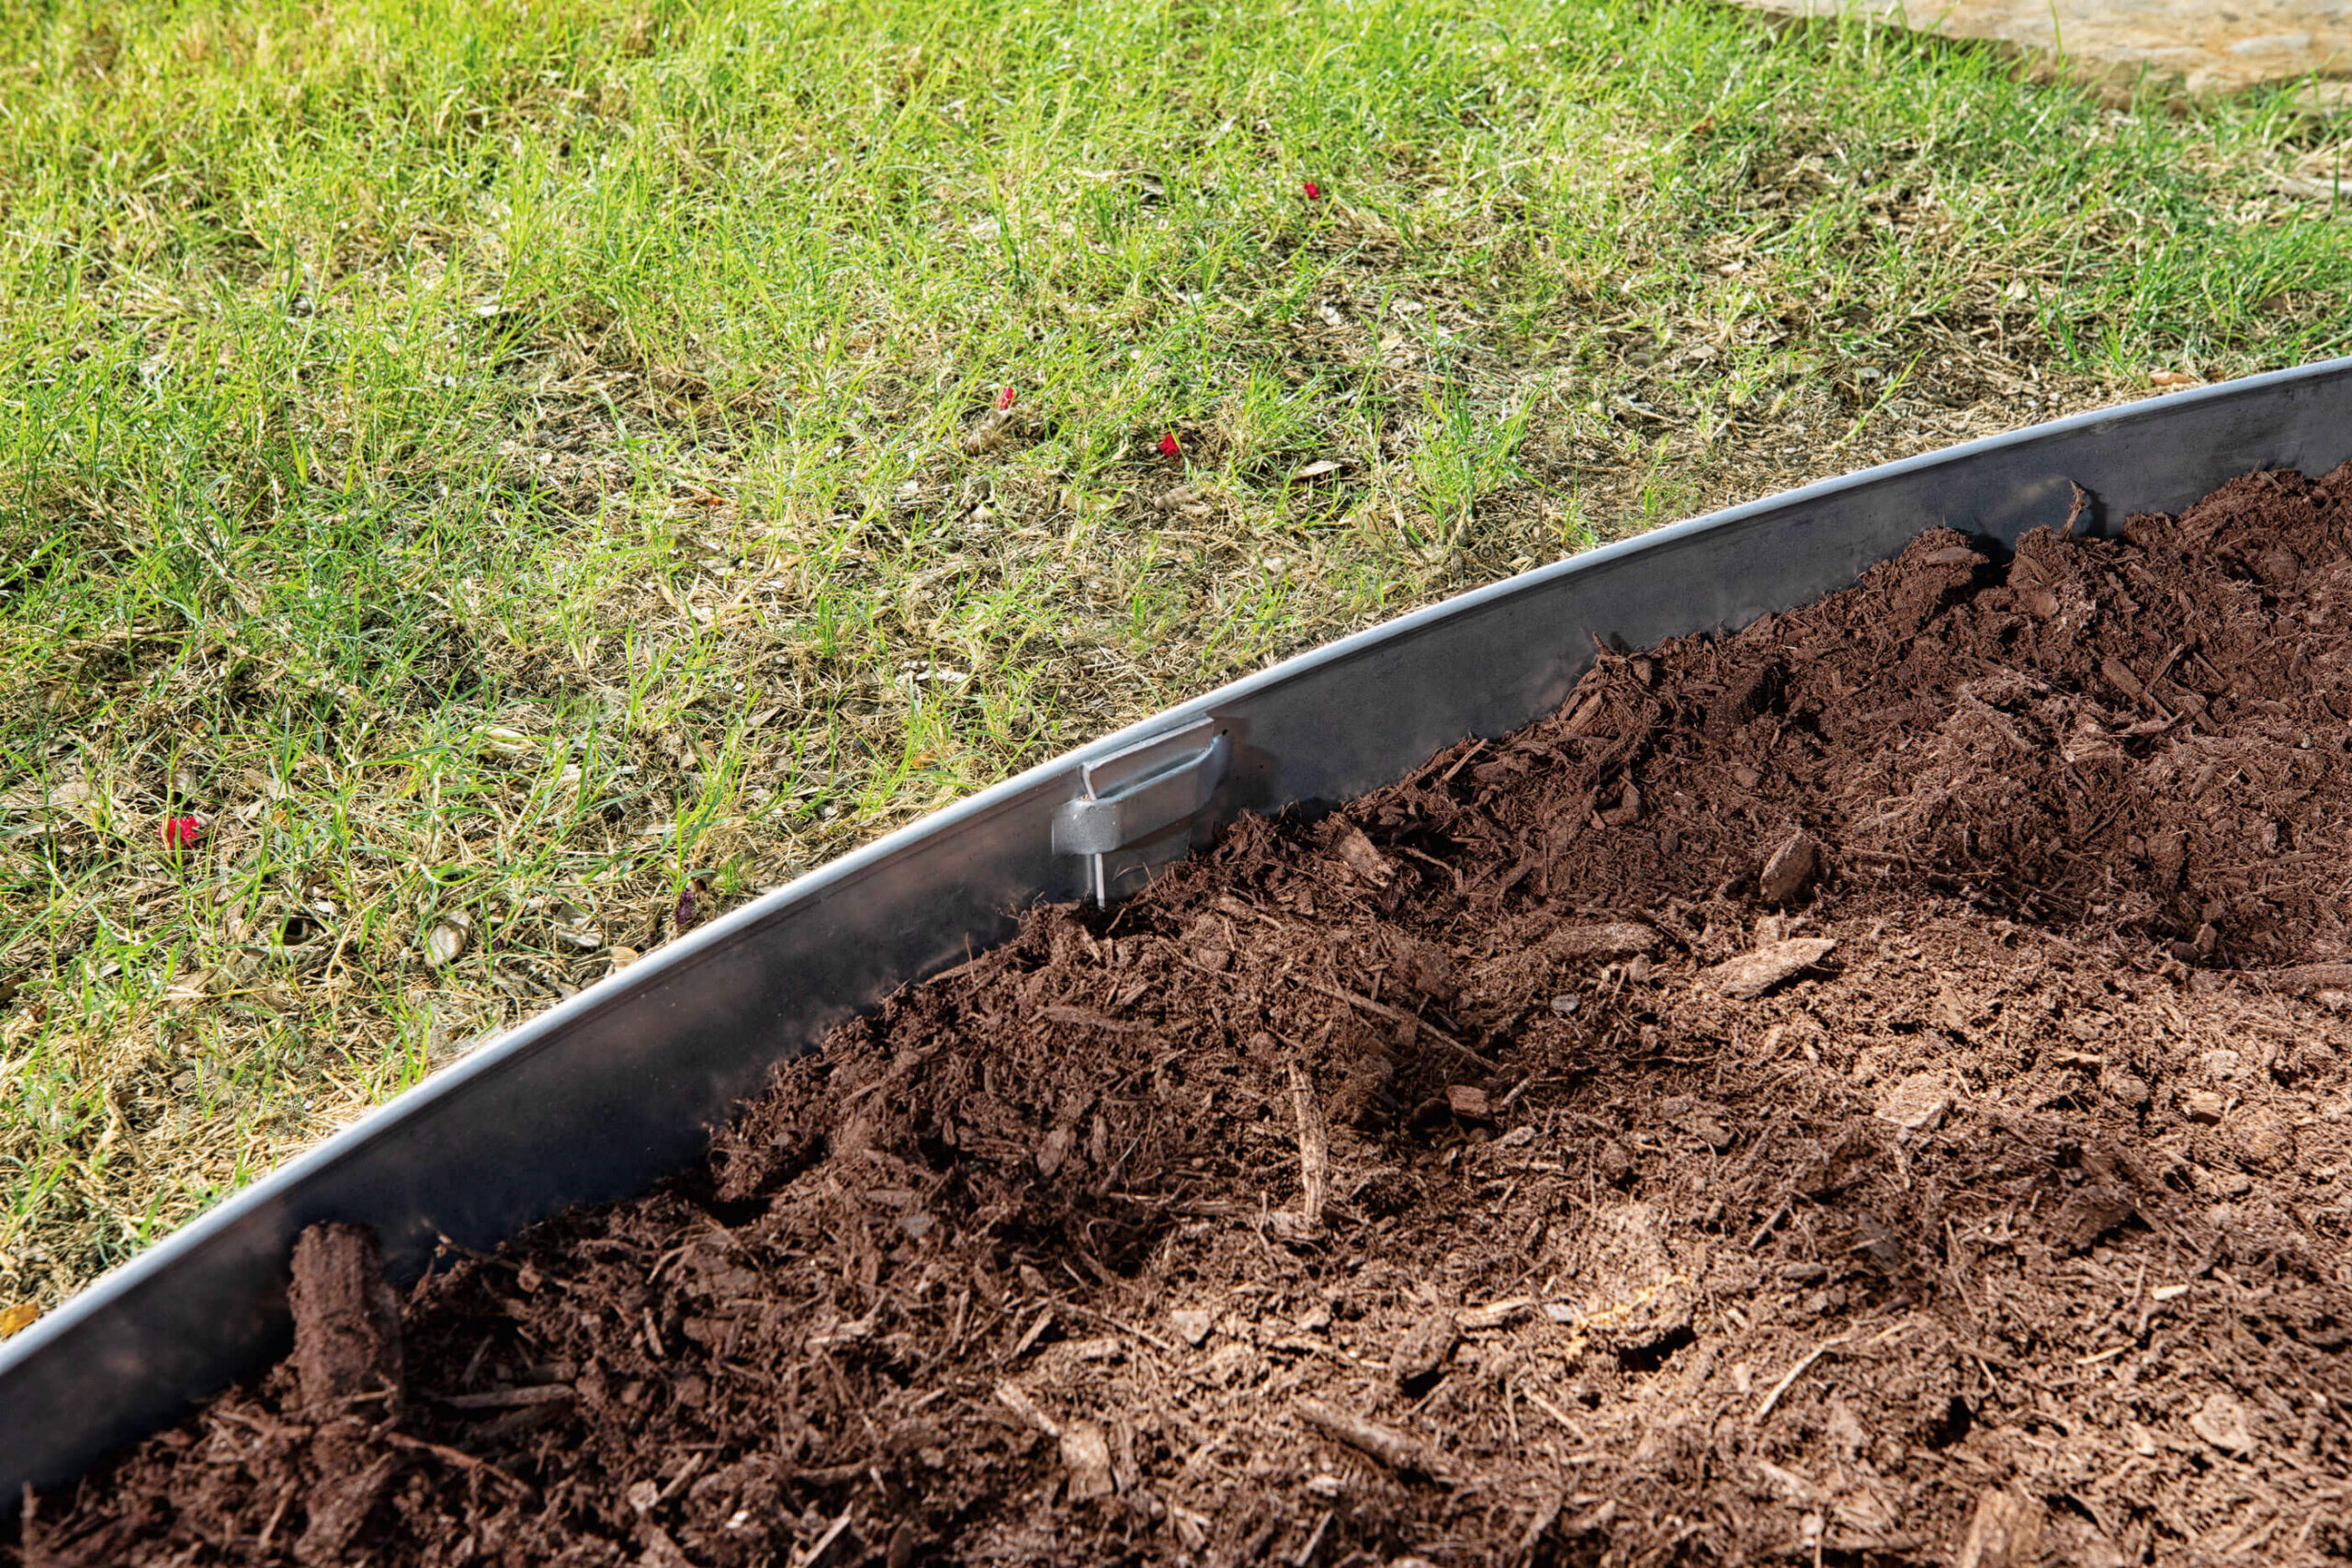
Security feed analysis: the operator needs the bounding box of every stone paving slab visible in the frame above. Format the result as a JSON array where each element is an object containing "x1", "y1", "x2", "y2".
[{"x1": 1721, "y1": 0, "x2": 2352, "y2": 104}]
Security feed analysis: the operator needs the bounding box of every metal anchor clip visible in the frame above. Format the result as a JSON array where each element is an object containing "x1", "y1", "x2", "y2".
[{"x1": 1053, "y1": 717, "x2": 1230, "y2": 907}]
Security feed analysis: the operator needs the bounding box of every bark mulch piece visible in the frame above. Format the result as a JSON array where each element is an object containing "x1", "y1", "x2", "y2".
[{"x1": 18, "y1": 464, "x2": 2352, "y2": 1565}]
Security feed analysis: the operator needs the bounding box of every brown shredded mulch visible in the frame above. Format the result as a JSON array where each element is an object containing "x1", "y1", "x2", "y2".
[{"x1": 17, "y1": 466, "x2": 2352, "y2": 1566}]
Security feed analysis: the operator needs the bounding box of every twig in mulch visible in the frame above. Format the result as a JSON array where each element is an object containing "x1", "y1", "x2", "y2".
[
  {"x1": 381, "y1": 1430, "x2": 536, "y2": 1496},
  {"x1": 1294, "y1": 1508, "x2": 1334, "y2": 1566},
  {"x1": 1295, "y1": 976, "x2": 1497, "y2": 1070},
  {"x1": 796, "y1": 1508, "x2": 857, "y2": 1568},
  {"x1": 1295, "y1": 1398, "x2": 1449, "y2": 1482},
  {"x1": 1393, "y1": 842, "x2": 1467, "y2": 894},
  {"x1": 2245, "y1": 961, "x2": 2352, "y2": 994},
  {"x1": 1521, "y1": 1386, "x2": 1585, "y2": 1438},
  {"x1": 994, "y1": 1381, "x2": 1059, "y2": 1438},
  {"x1": 1265, "y1": 1057, "x2": 1331, "y2": 1242},
  {"x1": 1754, "y1": 1336, "x2": 1848, "y2": 1423},
  {"x1": 1517, "y1": 1491, "x2": 1566, "y2": 1563},
  {"x1": 1065, "y1": 1302, "x2": 1180, "y2": 1356}
]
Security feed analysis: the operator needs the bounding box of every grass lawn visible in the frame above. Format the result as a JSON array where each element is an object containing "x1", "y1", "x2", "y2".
[{"x1": 4, "y1": 0, "x2": 2351, "y2": 1323}]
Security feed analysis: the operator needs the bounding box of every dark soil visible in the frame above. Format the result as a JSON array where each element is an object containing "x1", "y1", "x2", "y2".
[{"x1": 19, "y1": 466, "x2": 2352, "y2": 1567}]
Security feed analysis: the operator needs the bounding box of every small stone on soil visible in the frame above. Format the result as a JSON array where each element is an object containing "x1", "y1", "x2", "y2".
[{"x1": 2183, "y1": 1089, "x2": 2226, "y2": 1124}]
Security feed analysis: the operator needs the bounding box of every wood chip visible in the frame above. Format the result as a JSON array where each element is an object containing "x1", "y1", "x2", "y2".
[
  {"x1": 1758, "y1": 829, "x2": 1823, "y2": 905},
  {"x1": 1458, "y1": 1297, "x2": 1534, "y2": 1331},
  {"x1": 2230, "y1": 1107, "x2": 2294, "y2": 1170},
  {"x1": 2256, "y1": 961, "x2": 2352, "y2": 993},
  {"x1": 2189, "y1": 1390, "x2": 2254, "y2": 1453},
  {"x1": 993, "y1": 1380, "x2": 1058, "y2": 1437},
  {"x1": 2052, "y1": 1183, "x2": 2135, "y2": 1251},
  {"x1": 1754, "y1": 1338, "x2": 1838, "y2": 1421},
  {"x1": 1702, "y1": 937, "x2": 1837, "y2": 999},
  {"x1": 1035, "y1": 1123, "x2": 1076, "y2": 1178},
  {"x1": 1297, "y1": 977, "x2": 1496, "y2": 1070},
  {"x1": 288, "y1": 1224, "x2": 403, "y2": 1416},
  {"x1": 1445, "y1": 1084, "x2": 1492, "y2": 1120},
  {"x1": 1012, "y1": 1306, "x2": 1055, "y2": 1359},
  {"x1": 435, "y1": 1383, "x2": 575, "y2": 1411},
  {"x1": 1545, "y1": 922, "x2": 1658, "y2": 959},
  {"x1": 1956, "y1": 1488, "x2": 2044, "y2": 1568},
  {"x1": 1390, "y1": 1312, "x2": 1459, "y2": 1392},
  {"x1": 1059, "y1": 1420, "x2": 1116, "y2": 1499},
  {"x1": 1040, "y1": 1005, "x2": 1150, "y2": 1034},
  {"x1": 1874, "y1": 1071, "x2": 1954, "y2": 1134},
  {"x1": 381, "y1": 1431, "x2": 534, "y2": 1496},
  {"x1": 1329, "y1": 823, "x2": 1396, "y2": 887},
  {"x1": 796, "y1": 1509, "x2": 860, "y2": 1568}
]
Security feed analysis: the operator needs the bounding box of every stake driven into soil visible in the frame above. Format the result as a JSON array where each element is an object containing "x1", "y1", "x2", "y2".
[{"x1": 17, "y1": 467, "x2": 2352, "y2": 1563}]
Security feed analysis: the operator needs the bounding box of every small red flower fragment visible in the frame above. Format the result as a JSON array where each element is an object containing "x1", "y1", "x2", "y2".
[
  {"x1": 160, "y1": 815, "x2": 204, "y2": 850},
  {"x1": 673, "y1": 876, "x2": 710, "y2": 937},
  {"x1": 996, "y1": 386, "x2": 1017, "y2": 411},
  {"x1": 1302, "y1": 180, "x2": 1321, "y2": 200},
  {"x1": 1159, "y1": 433, "x2": 1181, "y2": 458}
]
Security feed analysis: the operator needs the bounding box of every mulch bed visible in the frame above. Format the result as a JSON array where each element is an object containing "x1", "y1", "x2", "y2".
[{"x1": 17, "y1": 466, "x2": 2352, "y2": 1566}]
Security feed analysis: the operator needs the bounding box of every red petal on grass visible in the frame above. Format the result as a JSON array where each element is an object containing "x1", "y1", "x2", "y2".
[
  {"x1": 673, "y1": 876, "x2": 710, "y2": 937},
  {"x1": 159, "y1": 815, "x2": 204, "y2": 850},
  {"x1": 1159, "y1": 433, "x2": 1181, "y2": 458},
  {"x1": 1302, "y1": 180, "x2": 1321, "y2": 199},
  {"x1": 996, "y1": 386, "x2": 1017, "y2": 410}
]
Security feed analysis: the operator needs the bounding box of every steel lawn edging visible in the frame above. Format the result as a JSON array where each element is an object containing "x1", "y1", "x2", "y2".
[{"x1": 6, "y1": 357, "x2": 2352, "y2": 1500}]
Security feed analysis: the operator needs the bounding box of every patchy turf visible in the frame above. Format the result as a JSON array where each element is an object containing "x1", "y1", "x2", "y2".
[{"x1": 3, "y1": 0, "x2": 2352, "y2": 1323}]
